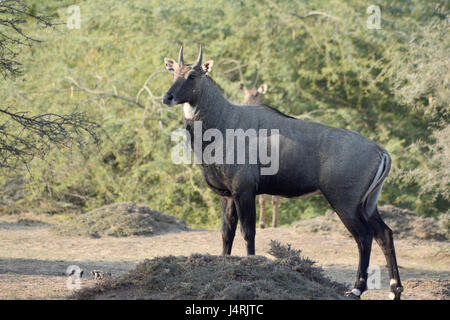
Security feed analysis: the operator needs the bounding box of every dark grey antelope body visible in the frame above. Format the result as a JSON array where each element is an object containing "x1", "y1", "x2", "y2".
[
  {"x1": 239, "y1": 82, "x2": 279, "y2": 229},
  {"x1": 162, "y1": 46, "x2": 403, "y2": 300}
]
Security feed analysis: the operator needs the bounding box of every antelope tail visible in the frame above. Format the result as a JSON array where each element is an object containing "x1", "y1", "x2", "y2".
[{"x1": 361, "y1": 152, "x2": 391, "y2": 219}]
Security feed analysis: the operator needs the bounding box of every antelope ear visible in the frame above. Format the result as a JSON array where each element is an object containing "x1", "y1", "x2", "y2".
[
  {"x1": 258, "y1": 83, "x2": 267, "y2": 94},
  {"x1": 164, "y1": 58, "x2": 178, "y2": 73},
  {"x1": 202, "y1": 60, "x2": 214, "y2": 74},
  {"x1": 239, "y1": 82, "x2": 246, "y2": 91}
]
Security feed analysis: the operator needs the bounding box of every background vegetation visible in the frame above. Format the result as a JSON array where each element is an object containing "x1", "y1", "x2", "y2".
[{"x1": 0, "y1": 0, "x2": 448, "y2": 228}]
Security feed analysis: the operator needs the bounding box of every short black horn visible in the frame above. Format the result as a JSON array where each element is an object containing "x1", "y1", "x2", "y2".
[
  {"x1": 178, "y1": 46, "x2": 184, "y2": 66},
  {"x1": 193, "y1": 45, "x2": 203, "y2": 68}
]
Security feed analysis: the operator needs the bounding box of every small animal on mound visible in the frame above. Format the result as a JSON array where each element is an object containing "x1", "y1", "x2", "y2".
[{"x1": 91, "y1": 270, "x2": 112, "y2": 282}]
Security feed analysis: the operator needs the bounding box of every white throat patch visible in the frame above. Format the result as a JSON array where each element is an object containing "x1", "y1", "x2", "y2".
[{"x1": 183, "y1": 103, "x2": 198, "y2": 119}]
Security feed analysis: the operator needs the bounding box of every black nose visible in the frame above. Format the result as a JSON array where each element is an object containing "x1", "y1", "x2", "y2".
[{"x1": 162, "y1": 93, "x2": 173, "y2": 105}]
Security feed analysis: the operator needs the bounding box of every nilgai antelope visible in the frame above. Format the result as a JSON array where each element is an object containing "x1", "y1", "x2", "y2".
[
  {"x1": 239, "y1": 82, "x2": 279, "y2": 229},
  {"x1": 162, "y1": 46, "x2": 403, "y2": 300}
]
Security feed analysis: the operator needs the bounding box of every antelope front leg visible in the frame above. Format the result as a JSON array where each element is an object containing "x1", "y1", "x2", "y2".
[
  {"x1": 220, "y1": 196, "x2": 238, "y2": 255},
  {"x1": 234, "y1": 191, "x2": 257, "y2": 255}
]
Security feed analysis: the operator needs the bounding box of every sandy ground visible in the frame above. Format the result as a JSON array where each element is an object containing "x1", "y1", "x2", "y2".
[{"x1": 0, "y1": 215, "x2": 448, "y2": 300}]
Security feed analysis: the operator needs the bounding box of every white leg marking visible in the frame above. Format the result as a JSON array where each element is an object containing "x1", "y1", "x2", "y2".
[
  {"x1": 351, "y1": 288, "x2": 362, "y2": 296},
  {"x1": 388, "y1": 292, "x2": 396, "y2": 300},
  {"x1": 390, "y1": 279, "x2": 397, "y2": 286}
]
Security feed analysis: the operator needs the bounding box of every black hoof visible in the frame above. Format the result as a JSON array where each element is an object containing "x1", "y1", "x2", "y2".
[{"x1": 389, "y1": 286, "x2": 404, "y2": 300}]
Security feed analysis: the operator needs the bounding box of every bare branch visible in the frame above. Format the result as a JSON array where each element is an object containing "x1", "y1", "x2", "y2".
[
  {"x1": 0, "y1": 107, "x2": 100, "y2": 169},
  {"x1": 289, "y1": 11, "x2": 338, "y2": 20},
  {"x1": 65, "y1": 76, "x2": 146, "y2": 109},
  {"x1": 0, "y1": 0, "x2": 60, "y2": 80}
]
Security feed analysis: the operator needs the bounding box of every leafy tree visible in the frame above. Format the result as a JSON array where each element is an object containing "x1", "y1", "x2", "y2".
[
  {"x1": 385, "y1": 17, "x2": 449, "y2": 204},
  {"x1": 1, "y1": 0, "x2": 447, "y2": 224},
  {"x1": 0, "y1": 0, "x2": 99, "y2": 170}
]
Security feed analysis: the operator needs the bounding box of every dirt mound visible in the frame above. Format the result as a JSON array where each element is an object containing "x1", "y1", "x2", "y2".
[
  {"x1": 74, "y1": 241, "x2": 349, "y2": 300},
  {"x1": 378, "y1": 205, "x2": 448, "y2": 241},
  {"x1": 293, "y1": 205, "x2": 448, "y2": 241},
  {"x1": 403, "y1": 279, "x2": 449, "y2": 300},
  {"x1": 52, "y1": 202, "x2": 188, "y2": 238}
]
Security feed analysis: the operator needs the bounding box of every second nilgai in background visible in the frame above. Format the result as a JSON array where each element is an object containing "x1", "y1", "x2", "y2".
[{"x1": 239, "y1": 81, "x2": 279, "y2": 228}]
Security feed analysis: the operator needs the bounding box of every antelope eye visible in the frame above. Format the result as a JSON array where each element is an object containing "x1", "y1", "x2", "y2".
[{"x1": 188, "y1": 74, "x2": 195, "y2": 80}]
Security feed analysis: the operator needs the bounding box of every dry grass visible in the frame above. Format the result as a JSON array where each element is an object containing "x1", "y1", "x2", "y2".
[
  {"x1": 74, "y1": 241, "x2": 349, "y2": 300},
  {"x1": 403, "y1": 279, "x2": 449, "y2": 300}
]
